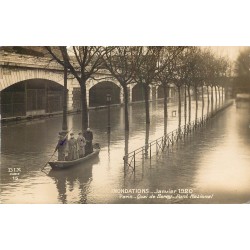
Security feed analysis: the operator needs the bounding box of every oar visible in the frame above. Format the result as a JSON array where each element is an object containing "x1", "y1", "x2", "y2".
[{"x1": 41, "y1": 128, "x2": 72, "y2": 171}]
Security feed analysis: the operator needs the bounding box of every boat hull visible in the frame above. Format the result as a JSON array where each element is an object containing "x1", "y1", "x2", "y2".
[{"x1": 49, "y1": 149, "x2": 100, "y2": 170}]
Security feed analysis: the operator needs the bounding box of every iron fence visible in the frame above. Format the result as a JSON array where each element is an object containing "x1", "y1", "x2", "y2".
[{"x1": 123, "y1": 100, "x2": 233, "y2": 176}]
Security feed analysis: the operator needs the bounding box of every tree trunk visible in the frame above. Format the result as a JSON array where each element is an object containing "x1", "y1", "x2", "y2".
[
  {"x1": 145, "y1": 123, "x2": 150, "y2": 143},
  {"x1": 125, "y1": 130, "x2": 129, "y2": 156},
  {"x1": 124, "y1": 130, "x2": 129, "y2": 173},
  {"x1": 178, "y1": 86, "x2": 181, "y2": 127},
  {"x1": 164, "y1": 116, "x2": 168, "y2": 137},
  {"x1": 211, "y1": 85, "x2": 214, "y2": 112},
  {"x1": 144, "y1": 85, "x2": 150, "y2": 124},
  {"x1": 62, "y1": 65, "x2": 68, "y2": 132},
  {"x1": 184, "y1": 84, "x2": 187, "y2": 125},
  {"x1": 218, "y1": 86, "x2": 221, "y2": 107},
  {"x1": 145, "y1": 123, "x2": 150, "y2": 155},
  {"x1": 201, "y1": 86, "x2": 204, "y2": 118},
  {"x1": 195, "y1": 85, "x2": 198, "y2": 122},
  {"x1": 80, "y1": 82, "x2": 88, "y2": 132},
  {"x1": 163, "y1": 84, "x2": 168, "y2": 135},
  {"x1": 123, "y1": 86, "x2": 129, "y2": 131},
  {"x1": 221, "y1": 87, "x2": 223, "y2": 103},
  {"x1": 188, "y1": 85, "x2": 191, "y2": 123},
  {"x1": 215, "y1": 85, "x2": 218, "y2": 109},
  {"x1": 163, "y1": 84, "x2": 168, "y2": 119},
  {"x1": 207, "y1": 85, "x2": 210, "y2": 114}
]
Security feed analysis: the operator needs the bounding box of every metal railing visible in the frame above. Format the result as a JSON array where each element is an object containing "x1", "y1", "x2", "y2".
[{"x1": 123, "y1": 100, "x2": 233, "y2": 175}]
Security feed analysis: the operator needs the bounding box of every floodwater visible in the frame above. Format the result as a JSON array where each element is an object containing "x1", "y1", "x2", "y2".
[{"x1": 1, "y1": 98, "x2": 250, "y2": 204}]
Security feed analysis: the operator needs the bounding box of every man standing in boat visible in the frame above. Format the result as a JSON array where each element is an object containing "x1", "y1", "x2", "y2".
[
  {"x1": 54, "y1": 132, "x2": 68, "y2": 161},
  {"x1": 67, "y1": 133, "x2": 79, "y2": 161},
  {"x1": 77, "y1": 132, "x2": 86, "y2": 158},
  {"x1": 84, "y1": 128, "x2": 93, "y2": 155}
]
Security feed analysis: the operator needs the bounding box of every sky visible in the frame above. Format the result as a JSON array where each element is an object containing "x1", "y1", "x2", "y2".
[{"x1": 206, "y1": 46, "x2": 248, "y2": 62}]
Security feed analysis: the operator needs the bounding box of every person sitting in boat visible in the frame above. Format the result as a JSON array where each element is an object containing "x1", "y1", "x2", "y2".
[
  {"x1": 54, "y1": 132, "x2": 68, "y2": 161},
  {"x1": 77, "y1": 132, "x2": 86, "y2": 158},
  {"x1": 84, "y1": 128, "x2": 93, "y2": 155},
  {"x1": 67, "y1": 133, "x2": 79, "y2": 161}
]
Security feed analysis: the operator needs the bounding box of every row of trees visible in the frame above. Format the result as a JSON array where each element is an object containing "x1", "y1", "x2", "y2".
[
  {"x1": 234, "y1": 47, "x2": 250, "y2": 94},
  {"x1": 44, "y1": 46, "x2": 231, "y2": 132},
  {"x1": 171, "y1": 47, "x2": 230, "y2": 129}
]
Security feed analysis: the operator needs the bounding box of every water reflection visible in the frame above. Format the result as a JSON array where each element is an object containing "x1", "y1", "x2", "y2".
[
  {"x1": 107, "y1": 131, "x2": 111, "y2": 168},
  {"x1": 48, "y1": 157, "x2": 99, "y2": 204},
  {"x1": 122, "y1": 104, "x2": 250, "y2": 204},
  {"x1": 2, "y1": 99, "x2": 249, "y2": 204}
]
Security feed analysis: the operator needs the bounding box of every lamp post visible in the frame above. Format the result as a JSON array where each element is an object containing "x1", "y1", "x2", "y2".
[
  {"x1": 106, "y1": 93, "x2": 111, "y2": 133},
  {"x1": 62, "y1": 64, "x2": 68, "y2": 134}
]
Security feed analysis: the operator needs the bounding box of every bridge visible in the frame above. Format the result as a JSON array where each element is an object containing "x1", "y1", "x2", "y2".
[{"x1": 0, "y1": 51, "x2": 176, "y2": 119}]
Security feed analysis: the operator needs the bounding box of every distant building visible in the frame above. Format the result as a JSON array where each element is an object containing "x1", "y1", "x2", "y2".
[{"x1": 236, "y1": 93, "x2": 250, "y2": 108}]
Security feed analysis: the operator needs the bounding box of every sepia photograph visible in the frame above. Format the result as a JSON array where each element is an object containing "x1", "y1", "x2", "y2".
[
  {"x1": 1, "y1": 45, "x2": 249, "y2": 204},
  {"x1": 1, "y1": 1, "x2": 250, "y2": 249}
]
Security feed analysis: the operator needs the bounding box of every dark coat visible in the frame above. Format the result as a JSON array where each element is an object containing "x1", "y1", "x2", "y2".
[
  {"x1": 84, "y1": 131, "x2": 93, "y2": 141},
  {"x1": 84, "y1": 130, "x2": 93, "y2": 154}
]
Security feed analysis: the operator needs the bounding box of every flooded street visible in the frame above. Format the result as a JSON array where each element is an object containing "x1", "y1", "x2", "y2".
[
  {"x1": 1, "y1": 99, "x2": 250, "y2": 204},
  {"x1": 124, "y1": 103, "x2": 250, "y2": 204}
]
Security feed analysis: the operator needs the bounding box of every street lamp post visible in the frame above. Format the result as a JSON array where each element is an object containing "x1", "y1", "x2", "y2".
[
  {"x1": 62, "y1": 65, "x2": 68, "y2": 134},
  {"x1": 106, "y1": 93, "x2": 111, "y2": 133}
]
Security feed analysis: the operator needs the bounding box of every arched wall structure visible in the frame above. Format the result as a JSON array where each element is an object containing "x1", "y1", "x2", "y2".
[
  {"x1": 86, "y1": 77, "x2": 123, "y2": 104},
  {"x1": 89, "y1": 81, "x2": 121, "y2": 107},
  {"x1": 157, "y1": 85, "x2": 167, "y2": 99},
  {"x1": 70, "y1": 77, "x2": 123, "y2": 109},
  {"x1": 0, "y1": 55, "x2": 175, "y2": 119},
  {"x1": 0, "y1": 68, "x2": 65, "y2": 91},
  {"x1": 132, "y1": 83, "x2": 145, "y2": 102},
  {"x1": 0, "y1": 79, "x2": 65, "y2": 118},
  {"x1": 0, "y1": 66, "x2": 76, "y2": 113},
  {"x1": 132, "y1": 83, "x2": 154, "y2": 102}
]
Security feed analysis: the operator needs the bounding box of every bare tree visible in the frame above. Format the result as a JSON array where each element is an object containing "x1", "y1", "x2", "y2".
[
  {"x1": 216, "y1": 57, "x2": 230, "y2": 105},
  {"x1": 132, "y1": 46, "x2": 163, "y2": 124},
  {"x1": 172, "y1": 47, "x2": 197, "y2": 127},
  {"x1": 234, "y1": 47, "x2": 250, "y2": 94},
  {"x1": 188, "y1": 48, "x2": 206, "y2": 122},
  {"x1": 202, "y1": 49, "x2": 212, "y2": 115},
  {"x1": 209, "y1": 59, "x2": 217, "y2": 112},
  {"x1": 44, "y1": 46, "x2": 105, "y2": 131},
  {"x1": 102, "y1": 46, "x2": 137, "y2": 131},
  {"x1": 154, "y1": 46, "x2": 185, "y2": 134},
  {"x1": 202, "y1": 50, "x2": 218, "y2": 113}
]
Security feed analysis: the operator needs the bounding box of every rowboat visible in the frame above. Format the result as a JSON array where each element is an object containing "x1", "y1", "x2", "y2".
[{"x1": 49, "y1": 146, "x2": 100, "y2": 170}]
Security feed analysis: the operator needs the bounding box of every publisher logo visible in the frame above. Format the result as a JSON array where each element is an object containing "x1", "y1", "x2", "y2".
[{"x1": 8, "y1": 168, "x2": 21, "y2": 180}]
